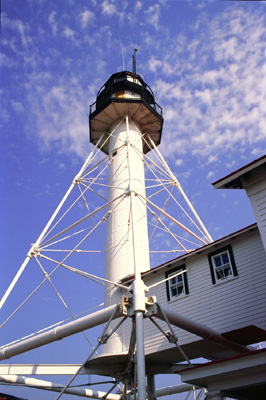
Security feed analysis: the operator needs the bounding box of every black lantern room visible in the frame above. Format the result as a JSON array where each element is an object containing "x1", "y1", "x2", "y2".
[{"x1": 89, "y1": 71, "x2": 163, "y2": 154}]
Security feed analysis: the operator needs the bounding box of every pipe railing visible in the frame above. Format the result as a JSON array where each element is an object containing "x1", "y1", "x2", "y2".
[{"x1": 90, "y1": 86, "x2": 163, "y2": 118}]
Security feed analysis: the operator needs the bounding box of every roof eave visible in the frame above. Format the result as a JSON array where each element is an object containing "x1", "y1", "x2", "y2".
[{"x1": 212, "y1": 154, "x2": 266, "y2": 190}]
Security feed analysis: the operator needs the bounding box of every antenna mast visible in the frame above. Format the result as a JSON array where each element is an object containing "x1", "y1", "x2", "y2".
[{"x1": 132, "y1": 48, "x2": 138, "y2": 75}]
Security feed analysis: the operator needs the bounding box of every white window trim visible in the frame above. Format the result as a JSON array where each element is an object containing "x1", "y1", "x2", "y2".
[
  {"x1": 212, "y1": 250, "x2": 234, "y2": 282},
  {"x1": 165, "y1": 267, "x2": 188, "y2": 301},
  {"x1": 208, "y1": 245, "x2": 238, "y2": 285}
]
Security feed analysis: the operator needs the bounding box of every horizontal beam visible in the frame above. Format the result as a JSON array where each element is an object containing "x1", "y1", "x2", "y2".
[
  {"x1": 0, "y1": 304, "x2": 121, "y2": 361},
  {"x1": 0, "y1": 374, "x2": 121, "y2": 400},
  {"x1": 156, "y1": 383, "x2": 200, "y2": 397},
  {"x1": 0, "y1": 364, "x2": 88, "y2": 375},
  {"x1": 155, "y1": 304, "x2": 250, "y2": 355}
]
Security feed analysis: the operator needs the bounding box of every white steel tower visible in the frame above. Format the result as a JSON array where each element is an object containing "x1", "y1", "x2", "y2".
[
  {"x1": 89, "y1": 70, "x2": 164, "y2": 396},
  {"x1": 87, "y1": 70, "x2": 214, "y2": 399}
]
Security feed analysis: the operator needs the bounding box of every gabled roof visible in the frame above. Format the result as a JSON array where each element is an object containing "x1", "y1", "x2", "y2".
[{"x1": 212, "y1": 154, "x2": 266, "y2": 189}]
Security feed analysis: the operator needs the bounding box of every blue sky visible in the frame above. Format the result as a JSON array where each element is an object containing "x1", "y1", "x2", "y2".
[{"x1": 1, "y1": 0, "x2": 266, "y2": 399}]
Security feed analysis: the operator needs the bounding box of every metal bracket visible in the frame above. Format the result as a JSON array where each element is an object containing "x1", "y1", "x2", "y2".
[
  {"x1": 121, "y1": 295, "x2": 157, "y2": 317},
  {"x1": 145, "y1": 296, "x2": 157, "y2": 316},
  {"x1": 121, "y1": 296, "x2": 134, "y2": 316},
  {"x1": 98, "y1": 333, "x2": 109, "y2": 345}
]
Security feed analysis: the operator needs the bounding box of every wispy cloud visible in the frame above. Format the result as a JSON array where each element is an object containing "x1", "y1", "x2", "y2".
[
  {"x1": 26, "y1": 78, "x2": 90, "y2": 158},
  {"x1": 48, "y1": 10, "x2": 57, "y2": 36},
  {"x1": 134, "y1": 1, "x2": 142, "y2": 13},
  {"x1": 62, "y1": 26, "x2": 76, "y2": 40},
  {"x1": 101, "y1": 0, "x2": 117, "y2": 16},
  {"x1": 151, "y1": 6, "x2": 266, "y2": 162},
  {"x1": 145, "y1": 4, "x2": 161, "y2": 30},
  {"x1": 2, "y1": 13, "x2": 31, "y2": 48},
  {"x1": 80, "y1": 9, "x2": 95, "y2": 28}
]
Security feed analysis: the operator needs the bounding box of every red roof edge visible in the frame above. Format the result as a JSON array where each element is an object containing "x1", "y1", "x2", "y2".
[{"x1": 177, "y1": 347, "x2": 266, "y2": 374}]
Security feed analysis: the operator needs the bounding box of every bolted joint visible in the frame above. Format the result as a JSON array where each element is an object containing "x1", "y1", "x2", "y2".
[
  {"x1": 166, "y1": 332, "x2": 178, "y2": 344},
  {"x1": 28, "y1": 246, "x2": 39, "y2": 258},
  {"x1": 125, "y1": 188, "x2": 131, "y2": 196},
  {"x1": 126, "y1": 188, "x2": 136, "y2": 197},
  {"x1": 127, "y1": 182, "x2": 138, "y2": 195},
  {"x1": 171, "y1": 178, "x2": 179, "y2": 187},
  {"x1": 120, "y1": 296, "x2": 134, "y2": 316},
  {"x1": 98, "y1": 333, "x2": 109, "y2": 345},
  {"x1": 74, "y1": 175, "x2": 82, "y2": 185}
]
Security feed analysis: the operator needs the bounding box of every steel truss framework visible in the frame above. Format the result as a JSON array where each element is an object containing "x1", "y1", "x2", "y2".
[
  {"x1": 0, "y1": 119, "x2": 232, "y2": 400},
  {"x1": 1, "y1": 296, "x2": 248, "y2": 399}
]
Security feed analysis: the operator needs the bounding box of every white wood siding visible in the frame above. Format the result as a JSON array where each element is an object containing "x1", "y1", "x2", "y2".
[
  {"x1": 122, "y1": 228, "x2": 266, "y2": 354},
  {"x1": 246, "y1": 178, "x2": 266, "y2": 252}
]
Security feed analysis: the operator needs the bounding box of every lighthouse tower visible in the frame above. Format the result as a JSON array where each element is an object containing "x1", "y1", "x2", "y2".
[{"x1": 89, "y1": 70, "x2": 163, "y2": 359}]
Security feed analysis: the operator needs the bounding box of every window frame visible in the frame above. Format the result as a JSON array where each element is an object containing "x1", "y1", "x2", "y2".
[
  {"x1": 165, "y1": 265, "x2": 189, "y2": 301},
  {"x1": 208, "y1": 245, "x2": 238, "y2": 285}
]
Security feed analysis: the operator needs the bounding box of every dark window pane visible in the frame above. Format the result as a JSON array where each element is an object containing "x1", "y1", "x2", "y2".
[
  {"x1": 214, "y1": 256, "x2": 221, "y2": 267},
  {"x1": 222, "y1": 253, "x2": 229, "y2": 264},
  {"x1": 224, "y1": 266, "x2": 231, "y2": 277},
  {"x1": 178, "y1": 285, "x2": 184, "y2": 295},
  {"x1": 216, "y1": 267, "x2": 224, "y2": 279}
]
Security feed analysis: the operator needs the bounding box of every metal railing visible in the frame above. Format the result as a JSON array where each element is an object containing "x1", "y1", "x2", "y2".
[{"x1": 90, "y1": 85, "x2": 163, "y2": 118}]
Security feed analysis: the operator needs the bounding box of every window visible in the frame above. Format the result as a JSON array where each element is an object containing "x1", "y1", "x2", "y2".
[
  {"x1": 165, "y1": 265, "x2": 189, "y2": 301},
  {"x1": 208, "y1": 245, "x2": 238, "y2": 284}
]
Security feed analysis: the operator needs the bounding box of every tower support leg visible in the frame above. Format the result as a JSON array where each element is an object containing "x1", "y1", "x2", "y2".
[
  {"x1": 135, "y1": 311, "x2": 146, "y2": 400},
  {"x1": 147, "y1": 374, "x2": 156, "y2": 400}
]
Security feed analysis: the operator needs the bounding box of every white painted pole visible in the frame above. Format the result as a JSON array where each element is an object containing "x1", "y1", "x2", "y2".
[
  {"x1": 126, "y1": 116, "x2": 147, "y2": 400},
  {"x1": 155, "y1": 383, "x2": 199, "y2": 397},
  {"x1": 0, "y1": 304, "x2": 120, "y2": 361},
  {"x1": 0, "y1": 375, "x2": 121, "y2": 400},
  {"x1": 104, "y1": 118, "x2": 150, "y2": 355},
  {"x1": 134, "y1": 311, "x2": 146, "y2": 400},
  {"x1": 0, "y1": 134, "x2": 105, "y2": 310}
]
